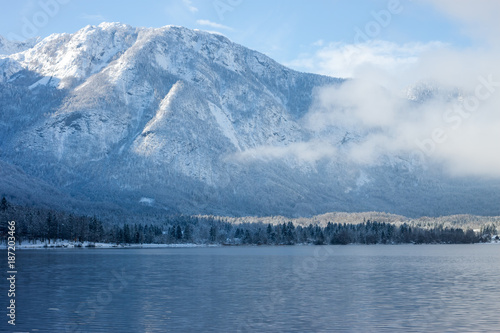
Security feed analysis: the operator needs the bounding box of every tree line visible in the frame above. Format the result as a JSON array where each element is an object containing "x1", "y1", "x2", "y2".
[{"x1": 1, "y1": 197, "x2": 498, "y2": 246}]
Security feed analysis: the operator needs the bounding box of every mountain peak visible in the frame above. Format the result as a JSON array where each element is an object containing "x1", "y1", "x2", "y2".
[
  {"x1": 4, "y1": 22, "x2": 289, "y2": 90},
  {"x1": 97, "y1": 21, "x2": 133, "y2": 30},
  {"x1": 0, "y1": 35, "x2": 40, "y2": 55}
]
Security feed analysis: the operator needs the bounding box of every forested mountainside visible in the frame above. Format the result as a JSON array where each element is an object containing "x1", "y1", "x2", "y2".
[{"x1": 1, "y1": 23, "x2": 500, "y2": 218}]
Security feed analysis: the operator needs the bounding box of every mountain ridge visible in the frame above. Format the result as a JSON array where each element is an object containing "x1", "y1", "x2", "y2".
[
  {"x1": 1, "y1": 23, "x2": 499, "y2": 218},
  {"x1": 0, "y1": 35, "x2": 40, "y2": 55}
]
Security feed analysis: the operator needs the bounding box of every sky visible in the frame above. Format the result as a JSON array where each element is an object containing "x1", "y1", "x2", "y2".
[
  {"x1": 0, "y1": 0, "x2": 476, "y2": 74},
  {"x1": 1, "y1": 0, "x2": 500, "y2": 178}
]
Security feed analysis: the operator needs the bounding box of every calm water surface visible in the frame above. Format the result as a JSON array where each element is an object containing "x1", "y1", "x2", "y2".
[{"x1": 5, "y1": 245, "x2": 500, "y2": 332}]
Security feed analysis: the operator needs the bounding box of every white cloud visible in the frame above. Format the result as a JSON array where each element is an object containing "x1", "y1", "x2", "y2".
[
  {"x1": 312, "y1": 39, "x2": 324, "y2": 47},
  {"x1": 419, "y1": 0, "x2": 500, "y2": 47},
  {"x1": 286, "y1": 40, "x2": 445, "y2": 78},
  {"x1": 81, "y1": 13, "x2": 106, "y2": 22},
  {"x1": 231, "y1": 141, "x2": 337, "y2": 164},
  {"x1": 298, "y1": 45, "x2": 500, "y2": 177},
  {"x1": 233, "y1": 2, "x2": 500, "y2": 178},
  {"x1": 182, "y1": 0, "x2": 198, "y2": 13},
  {"x1": 196, "y1": 19, "x2": 233, "y2": 31}
]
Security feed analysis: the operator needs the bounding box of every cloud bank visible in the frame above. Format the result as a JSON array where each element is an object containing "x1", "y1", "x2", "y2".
[
  {"x1": 196, "y1": 19, "x2": 233, "y2": 31},
  {"x1": 236, "y1": 1, "x2": 500, "y2": 178},
  {"x1": 286, "y1": 40, "x2": 444, "y2": 79}
]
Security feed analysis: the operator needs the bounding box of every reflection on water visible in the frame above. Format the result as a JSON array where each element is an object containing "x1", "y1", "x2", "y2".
[{"x1": 9, "y1": 245, "x2": 500, "y2": 332}]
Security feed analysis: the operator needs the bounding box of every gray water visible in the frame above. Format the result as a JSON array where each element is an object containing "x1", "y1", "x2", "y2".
[{"x1": 4, "y1": 245, "x2": 500, "y2": 332}]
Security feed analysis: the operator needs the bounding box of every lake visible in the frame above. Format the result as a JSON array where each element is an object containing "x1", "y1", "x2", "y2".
[{"x1": 5, "y1": 245, "x2": 500, "y2": 332}]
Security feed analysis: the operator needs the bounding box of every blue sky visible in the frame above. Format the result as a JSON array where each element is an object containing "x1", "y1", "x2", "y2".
[{"x1": 0, "y1": 0, "x2": 474, "y2": 73}]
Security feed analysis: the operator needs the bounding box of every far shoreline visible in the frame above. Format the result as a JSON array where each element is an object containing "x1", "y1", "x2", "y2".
[{"x1": 1, "y1": 239, "x2": 499, "y2": 250}]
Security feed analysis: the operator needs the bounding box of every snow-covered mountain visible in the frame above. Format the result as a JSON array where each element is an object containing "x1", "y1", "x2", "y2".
[
  {"x1": 1, "y1": 23, "x2": 499, "y2": 217},
  {"x1": 0, "y1": 35, "x2": 39, "y2": 55}
]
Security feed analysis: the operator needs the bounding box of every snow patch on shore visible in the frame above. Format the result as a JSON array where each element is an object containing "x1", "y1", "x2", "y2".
[{"x1": 0, "y1": 240, "x2": 218, "y2": 249}]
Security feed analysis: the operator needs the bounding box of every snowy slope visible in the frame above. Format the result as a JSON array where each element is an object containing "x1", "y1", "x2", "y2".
[
  {"x1": 0, "y1": 35, "x2": 39, "y2": 55},
  {"x1": 1, "y1": 23, "x2": 499, "y2": 218}
]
